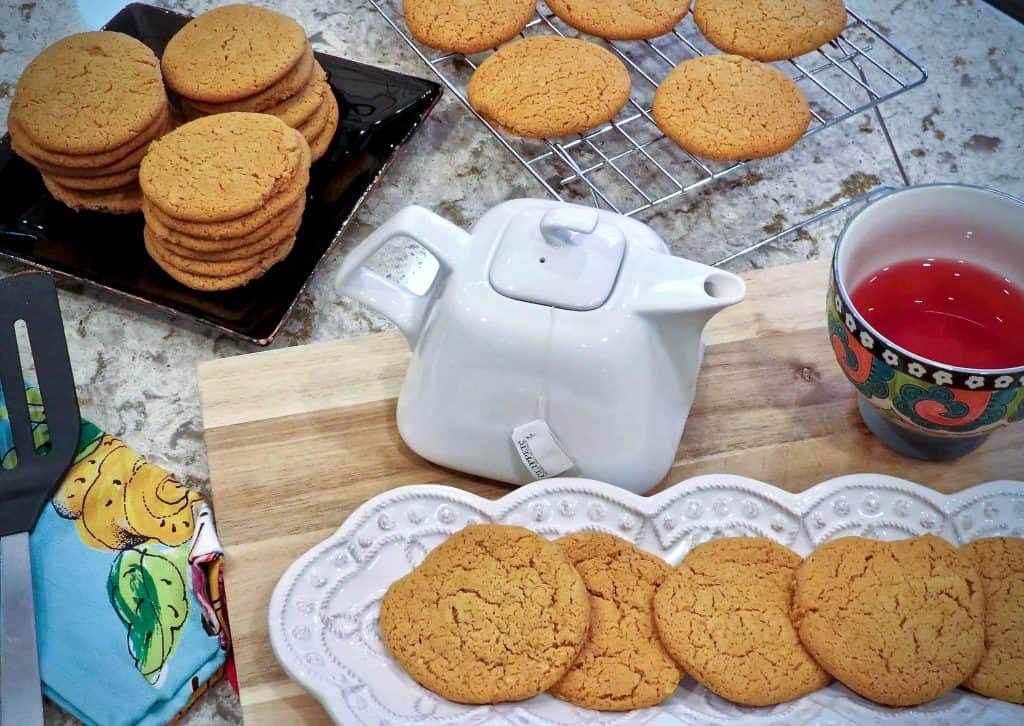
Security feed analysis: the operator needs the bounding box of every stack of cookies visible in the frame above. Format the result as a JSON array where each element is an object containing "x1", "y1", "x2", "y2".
[
  {"x1": 380, "y1": 524, "x2": 1024, "y2": 711},
  {"x1": 161, "y1": 4, "x2": 338, "y2": 162},
  {"x1": 139, "y1": 112, "x2": 311, "y2": 292},
  {"x1": 7, "y1": 31, "x2": 170, "y2": 214}
]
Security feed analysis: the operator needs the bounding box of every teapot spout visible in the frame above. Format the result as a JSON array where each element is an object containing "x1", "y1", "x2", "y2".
[{"x1": 631, "y1": 254, "x2": 746, "y2": 322}]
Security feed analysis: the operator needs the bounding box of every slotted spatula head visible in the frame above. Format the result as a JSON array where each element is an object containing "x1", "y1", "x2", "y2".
[{"x1": 0, "y1": 272, "x2": 80, "y2": 537}]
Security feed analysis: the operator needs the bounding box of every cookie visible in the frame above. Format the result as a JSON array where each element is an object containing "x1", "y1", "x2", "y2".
[
  {"x1": 296, "y1": 88, "x2": 333, "y2": 143},
  {"x1": 694, "y1": 0, "x2": 847, "y2": 61},
  {"x1": 142, "y1": 163, "x2": 307, "y2": 240},
  {"x1": 468, "y1": 37, "x2": 631, "y2": 138},
  {"x1": 45, "y1": 165, "x2": 138, "y2": 192},
  {"x1": 140, "y1": 113, "x2": 305, "y2": 223},
  {"x1": 146, "y1": 232, "x2": 296, "y2": 291},
  {"x1": 266, "y1": 66, "x2": 330, "y2": 128},
  {"x1": 148, "y1": 202, "x2": 304, "y2": 256},
  {"x1": 305, "y1": 91, "x2": 339, "y2": 162},
  {"x1": 960, "y1": 537, "x2": 1024, "y2": 704},
  {"x1": 10, "y1": 106, "x2": 169, "y2": 172},
  {"x1": 792, "y1": 535, "x2": 985, "y2": 707},
  {"x1": 42, "y1": 176, "x2": 142, "y2": 214},
  {"x1": 546, "y1": 0, "x2": 689, "y2": 40},
  {"x1": 379, "y1": 524, "x2": 590, "y2": 704},
  {"x1": 161, "y1": 4, "x2": 309, "y2": 104},
  {"x1": 549, "y1": 532, "x2": 681, "y2": 711},
  {"x1": 145, "y1": 225, "x2": 290, "y2": 276},
  {"x1": 403, "y1": 0, "x2": 536, "y2": 54},
  {"x1": 9, "y1": 31, "x2": 166, "y2": 155},
  {"x1": 185, "y1": 46, "x2": 316, "y2": 115},
  {"x1": 653, "y1": 55, "x2": 810, "y2": 161},
  {"x1": 654, "y1": 537, "x2": 829, "y2": 706}
]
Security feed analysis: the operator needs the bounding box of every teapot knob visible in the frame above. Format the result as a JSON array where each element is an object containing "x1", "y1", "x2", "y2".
[{"x1": 540, "y1": 207, "x2": 600, "y2": 247}]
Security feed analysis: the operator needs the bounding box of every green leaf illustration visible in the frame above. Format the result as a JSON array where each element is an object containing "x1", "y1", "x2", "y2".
[{"x1": 108, "y1": 547, "x2": 190, "y2": 682}]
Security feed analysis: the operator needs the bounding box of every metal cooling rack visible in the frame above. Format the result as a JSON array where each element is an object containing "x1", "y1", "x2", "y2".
[{"x1": 367, "y1": 1, "x2": 927, "y2": 266}]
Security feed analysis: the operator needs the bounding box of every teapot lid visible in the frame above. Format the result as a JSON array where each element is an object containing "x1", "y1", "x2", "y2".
[{"x1": 488, "y1": 205, "x2": 625, "y2": 311}]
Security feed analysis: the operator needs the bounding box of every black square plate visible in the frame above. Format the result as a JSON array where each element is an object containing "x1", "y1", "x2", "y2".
[{"x1": 0, "y1": 3, "x2": 442, "y2": 345}]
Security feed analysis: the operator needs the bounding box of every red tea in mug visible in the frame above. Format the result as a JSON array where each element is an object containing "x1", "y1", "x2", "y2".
[{"x1": 851, "y1": 257, "x2": 1024, "y2": 369}]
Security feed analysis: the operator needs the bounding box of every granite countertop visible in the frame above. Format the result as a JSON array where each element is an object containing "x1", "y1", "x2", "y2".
[{"x1": 1, "y1": 0, "x2": 1021, "y2": 723}]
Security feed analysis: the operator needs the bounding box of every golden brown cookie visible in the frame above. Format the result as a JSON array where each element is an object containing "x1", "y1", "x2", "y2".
[
  {"x1": 146, "y1": 232, "x2": 296, "y2": 291},
  {"x1": 296, "y1": 88, "x2": 332, "y2": 142},
  {"x1": 960, "y1": 537, "x2": 1024, "y2": 704},
  {"x1": 379, "y1": 524, "x2": 590, "y2": 704},
  {"x1": 468, "y1": 37, "x2": 631, "y2": 138},
  {"x1": 161, "y1": 4, "x2": 309, "y2": 104},
  {"x1": 143, "y1": 200, "x2": 303, "y2": 254},
  {"x1": 140, "y1": 113, "x2": 305, "y2": 223},
  {"x1": 403, "y1": 0, "x2": 536, "y2": 54},
  {"x1": 546, "y1": 0, "x2": 689, "y2": 40},
  {"x1": 9, "y1": 32, "x2": 166, "y2": 155},
  {"x1": 653, "y1": 55, "x2": 810, "y2": 161},
  {"x1": 42, "y1": 176, "x2": 142, "y2": 214},
  {"x1": 184, "y1": 46, "x2": 316, "y2": 115},
  {"x1": 654, "y1": 537, "x2": 829, "y2": 706},
  {"x1": 266, "y1": 65, "x2": 330, "y2": 128},
  {"x1": 549, "y1": 532, "x2": 681, "y2": 711},
  {"x1": 792, "y1": 535, "x2": 985, "y2": 707},
  {"x1": 10, "y1": 106, "x2": 169, "y2": 172},
  {"x1": 694, "y1": 0, "x2": 847, "y2": 61},
  {"x1": 145, "y1": 225, "x2": 289, "y2": 276},
  {"x1": 141, "y1": 162, "x2": 308, "y2": 240},
  {"x1": 45, "y1": 166, "x2": 139, "y2": 192},
  {"x1": 149, "y1": 200, "x2": 303, "y2": 258},
  {"x1": 305, "y1": 91, "x2": 339, "y2": 162}
]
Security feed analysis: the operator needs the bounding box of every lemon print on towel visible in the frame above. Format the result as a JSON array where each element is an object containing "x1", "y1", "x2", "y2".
[{"x1": 54, "y1": 434, "x2": 201, "y2": 551}]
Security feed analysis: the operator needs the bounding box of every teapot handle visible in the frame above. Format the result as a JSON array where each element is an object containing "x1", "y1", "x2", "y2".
[{"x1": 335, "y1": 205, "x2": 469, "y2": 346}]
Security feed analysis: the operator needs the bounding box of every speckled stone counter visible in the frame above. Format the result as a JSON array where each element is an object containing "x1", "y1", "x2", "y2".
[{"x1": 1, "y1": 1, "x2": 1021, "y2": 723}]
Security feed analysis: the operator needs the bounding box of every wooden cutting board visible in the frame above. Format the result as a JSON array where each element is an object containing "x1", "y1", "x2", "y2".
[{"x1": 197, "y1": 258, "x2": 1024, "y2": 724}]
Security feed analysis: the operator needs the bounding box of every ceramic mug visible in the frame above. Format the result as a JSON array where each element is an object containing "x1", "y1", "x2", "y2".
[{"x1": 828, "y1": 183, "x2": 1024, "y2": 460}]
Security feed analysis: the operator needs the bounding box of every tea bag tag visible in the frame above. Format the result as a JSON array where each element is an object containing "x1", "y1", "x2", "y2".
[{"x1": 511, "y1": 420, "x2": 573, "y2": 480}]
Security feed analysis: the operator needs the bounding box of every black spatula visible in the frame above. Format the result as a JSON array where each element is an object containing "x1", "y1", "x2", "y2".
[{"x1": 0, "y1": 272, "x2": 80, "y2": 726}]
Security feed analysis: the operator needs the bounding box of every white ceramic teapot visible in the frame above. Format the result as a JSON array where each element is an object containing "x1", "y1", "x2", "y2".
[{"x1": 335, "y1": 199, "x2": 745, "y2": 493}]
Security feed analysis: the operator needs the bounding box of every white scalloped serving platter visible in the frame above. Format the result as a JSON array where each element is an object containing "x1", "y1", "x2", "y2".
[{"x1": 269, "y1": 474, "x2": 1024, "y2": 725}]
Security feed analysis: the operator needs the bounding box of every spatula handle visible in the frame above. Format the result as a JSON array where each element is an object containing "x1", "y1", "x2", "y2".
[{"x1": 0, "y1": 532, "x2": 44, "y2": 726}]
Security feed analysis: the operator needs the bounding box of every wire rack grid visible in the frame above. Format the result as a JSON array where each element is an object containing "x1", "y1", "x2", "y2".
[{"x1": 367, "y1": 1, "x2": 927, "y2": 266}]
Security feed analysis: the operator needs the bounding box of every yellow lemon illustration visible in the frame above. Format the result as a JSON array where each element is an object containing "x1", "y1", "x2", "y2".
[
  {"x1": 78, "y1": 447, "x2": 147, "y2": 550},
  {"x1": 124, "y1": 460, "x2": 200, "y2": 546}
]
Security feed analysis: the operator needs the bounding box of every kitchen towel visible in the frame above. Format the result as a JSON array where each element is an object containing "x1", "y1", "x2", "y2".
[{"x1": 0, "y1": 386, "x2": 229, "y2": 726}]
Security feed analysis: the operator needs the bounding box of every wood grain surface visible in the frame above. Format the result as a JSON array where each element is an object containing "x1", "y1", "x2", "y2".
[{"x1": 197, "y1": 258, "x2": 1024, "y2": 724}]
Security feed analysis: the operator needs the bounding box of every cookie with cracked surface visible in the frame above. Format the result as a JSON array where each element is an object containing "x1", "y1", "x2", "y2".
[
  {"x1": 42, "y1": 176, "x2": 142, "y2": 214},
  {"x1": 379, "y1": 524, "x2": 590, "y2": 704},
  {"x1": 792, "y1": 535, "x2": 985, "y2": 707},
  {"x1": 141, "y1": 158, "x2": 308, "y2": 240},
  {"x1": 403, "y1": 0, "x2": 536, "y2": 54},
  {"x1": 161, "y1": 4, "x2": 309, "y2": 104},
  {"x1": 10, "y1": 109, "x2": 170, "y2": 172},
  {"x1": 960, "y1": 537, "x2": 1024, "y2": 704},
  {"x1": 545, "y1": 0, "x2": 689, "y2": 40},
  {"x1": 183, "y1": 46, "x2": 316, "y2": 115},
  {"x1": 9, "y1": 31, "x2": 167, "y2": 155},
  {"x1": 693, "y1": 0, "x2": 847, "y2": 62},
  {"x1": 549, "y1": 532, "x2": 681, "y2": 711},
  {"x1": 146, "y1": 231, "x2": 296, "y2": 291},
  {"x1": 653, "y1": 537, "x2": 829, "y2": 706},
  {"x1": 653, "y1": 55, "x2": 810, "y2": 161},
  {"x1": 140, "y1": 113, "x2": 306, "y2": 223},
  {"x1": 467, "y1": 37, "x2": 631, "y2": 138}
]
